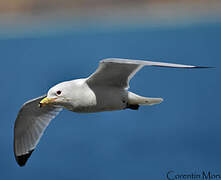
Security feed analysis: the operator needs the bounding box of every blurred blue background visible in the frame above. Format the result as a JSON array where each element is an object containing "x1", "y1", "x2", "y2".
[{"x1": 0, "y1": 1, "x2": 221, "y2": 179}]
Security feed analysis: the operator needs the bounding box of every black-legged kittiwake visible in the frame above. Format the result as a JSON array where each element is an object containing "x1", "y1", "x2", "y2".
[{"x1": 14, "y1": 58, "x2": 211, "y2": 166}]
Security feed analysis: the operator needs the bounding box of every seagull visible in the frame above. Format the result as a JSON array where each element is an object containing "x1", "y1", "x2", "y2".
[{"x1": 14, "y1": 58, "x2": 210, "y2": 166}]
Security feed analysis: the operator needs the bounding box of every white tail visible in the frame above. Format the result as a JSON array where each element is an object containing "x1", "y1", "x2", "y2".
[{"x1": 128, "y1": 92, "x2": 163, "y2": 106}]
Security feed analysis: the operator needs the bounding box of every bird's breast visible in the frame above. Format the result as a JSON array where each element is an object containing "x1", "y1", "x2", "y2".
[
  {"x1": 63, "y1": 80, "x2": 97, "y2": 112},
  {"x1": 63, "y1": 79, "x2": 127, "y2": 113}
]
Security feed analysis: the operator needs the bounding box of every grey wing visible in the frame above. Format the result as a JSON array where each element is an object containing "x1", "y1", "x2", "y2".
[
  {"x1": 14, "y1": 95, "x2": 62, "y2": 167},
  {"x1": 86, "y1": 58, "x2": 209, "y2": 89},
  {"x1": 86, "y1": 58, "x2": 143, "y2": 88}
]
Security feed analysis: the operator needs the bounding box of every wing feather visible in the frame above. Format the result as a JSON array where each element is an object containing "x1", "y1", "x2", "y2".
[
  {"x1": 87, "y1": 58, "x2": 210, "y2": 89},
  {"x1": 14, "y1": 95, "x2": 62, "y2": 166}
]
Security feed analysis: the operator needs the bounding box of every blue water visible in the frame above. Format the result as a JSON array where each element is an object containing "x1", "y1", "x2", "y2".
[{"x1": 0, "y1": 22, "x2": 220, "y2": 179}]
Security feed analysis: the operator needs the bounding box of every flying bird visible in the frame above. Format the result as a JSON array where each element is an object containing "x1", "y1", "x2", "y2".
[{"x1": 14, "y1": 58, "x2": 210, "y2": 166}]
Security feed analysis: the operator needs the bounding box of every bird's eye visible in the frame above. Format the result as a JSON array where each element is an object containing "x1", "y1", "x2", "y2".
[{"x1": 56, "y1": 90, "x2": 62, "y2": 95}]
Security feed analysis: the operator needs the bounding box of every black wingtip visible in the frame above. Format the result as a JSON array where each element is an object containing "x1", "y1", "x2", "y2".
[
  {"x1": 15, "y1": 149, "x2": 34, "y2": 167},
  {"x1": 193, "y1": 66, "x2": 215, "y2": 69}
]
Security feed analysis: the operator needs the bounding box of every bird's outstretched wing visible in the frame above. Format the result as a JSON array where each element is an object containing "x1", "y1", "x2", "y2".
[
  {"x1": 14, "y1": 95, "x2": 62, "y2": 167},
  {"x1": 87, "y1": 58, "x2": 210, "y2": 89}
]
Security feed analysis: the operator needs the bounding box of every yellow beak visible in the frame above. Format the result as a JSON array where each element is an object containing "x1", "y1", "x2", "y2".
[{"x1": 39, "y1": 97, "x2": 57, "y2": 107}]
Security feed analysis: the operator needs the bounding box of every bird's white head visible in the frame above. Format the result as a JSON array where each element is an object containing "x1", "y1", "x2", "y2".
[{"x1": 39, "y1": 81, "x2": 73, "y2": 107}]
